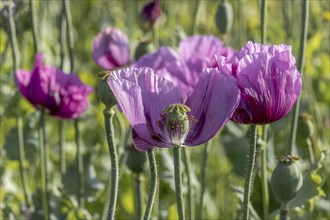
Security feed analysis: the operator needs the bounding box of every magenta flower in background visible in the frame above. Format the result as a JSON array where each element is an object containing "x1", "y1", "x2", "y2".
[
  {"x1": 92, "y1": 27, "x2": 131, "y2": 70},
  {"x1": 107, "y1": 67, "x2": 240, "y2": 151},
  {"x1": 15, "y1": 53, "x2": 93, "y2": 119},
  {"x1": 134, "y1": 35, "x2": 234, "y2": 99},
  {"x1": 216, "y1": 41, "x2": 302, "y2": 124}
]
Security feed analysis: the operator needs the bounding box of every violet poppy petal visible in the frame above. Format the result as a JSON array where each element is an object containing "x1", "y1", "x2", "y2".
[
  {"x1": 231, "y1": 53, "x2": 301, "y2": 124},
  {"x1": 108, "y1": 67, "x2": 183, "y2": 148},
  {"x1": 185, "y1": 68, "x2": 240, "y2": 146},
  {"x1": 15, "y1": 70, "x2": 31, "y2": 98},
  {"x1": 93, "y1": 27, "x2": 131, "y2": 70},
  {"x1": 132, "y1": 129, "x2": 155, "y2": 151}
]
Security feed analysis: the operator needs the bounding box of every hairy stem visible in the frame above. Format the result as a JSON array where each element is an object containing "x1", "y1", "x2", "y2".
[
  {"x1": 261, "y1": 125, "x2": 269, "y2": 220},
  {"x1": 173, "y1": 146, "x2": 185, "y2": 220},
  {"x1": 197, "y1": 141, "x2": 210, "y2": 219},
  {"x1": 287, "y1": 0, "x2": 309, "y2": 155},
  {"x1": 183, "y1": 148, "x2": 194, "y2": 220},
  {"x1": 103, "y1": 108, "x2": 119, "y2": 220},
  {"x1": 242, "y1": 124, "x2": 257, "y2": 220},
  {"x1": 134, "y1": 174, "x2": 143, "y2": 220},
  {"x1": 143, "y1": 149, "x2": 158, "y2": 220},
  {"x1": 17, "y1": 117, "x2": 30, "y2": 208}
]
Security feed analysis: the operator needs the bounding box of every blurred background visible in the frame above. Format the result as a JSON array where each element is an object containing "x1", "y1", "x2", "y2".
[{"x1": 0, "y1": 0, "x2": 329, "y2": 219}]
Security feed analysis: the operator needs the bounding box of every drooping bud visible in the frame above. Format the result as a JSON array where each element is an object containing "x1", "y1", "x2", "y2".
[
  {"x1": 126, "y1": 145, "x2": 147, "y2": 174},
  {"x1": 96, "y1": 71, "x2": 117, "y2": 107},
  {"x1": 134, "y1": 38, "x2": 156, "y2": 60},
  {"x1": 215, "y1": 0, "x2": 233, "y2": 34},
  {"x1": 270, "y1": 155, "x2": 303, "y2": 205},
  {"x1": 297, "y1": 113, "x2": 314, "y2": 140},
  {"x1": 157, "y1": 103, "x2": 191, "y2": 146}
]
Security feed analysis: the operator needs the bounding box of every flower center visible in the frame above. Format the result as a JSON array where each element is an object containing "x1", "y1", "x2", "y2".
[{"x1": 156, "y1": 103, "x2": 195, "y2": 146}]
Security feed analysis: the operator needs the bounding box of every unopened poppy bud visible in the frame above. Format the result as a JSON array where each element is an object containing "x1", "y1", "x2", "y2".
[
  {"x1": 157, "y1": 103, "x2": 192, "y2": 146},
  {"x1": 134, "y1": 38, "x2": 156, "y2": 60},
  {"x1": 96, "y1": 71, "x2": 116, "y2": 107},
  {"x1": 126, "y1": 145, "x2": 147, "y2": 174},
  {"x1": 297, "y1": 113, "x2": 314, "y2": 139},
  {"x1": 270, "y1": 155, "x2": 303, "y2": 204},
  {"x1": 215, "y1": 0, "x2": 233, "y2": 34},
  {"x1": 139, "y1": 0, "x2": 161, "y2": 31}
]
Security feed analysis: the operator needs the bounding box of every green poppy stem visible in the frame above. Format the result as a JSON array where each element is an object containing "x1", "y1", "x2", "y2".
[
  {"x1": 58, "y1": 121, "x2": 66, "y2": 174},
  {"x1": 182, "y1": 147, "x2": 194, "y2": 220},
  {"x1": 103, "y1": 107, "x2": 119, "y2": 220},
  {"x1": 143, "y1": 149, "x2": 158, "y2": 220},
  {"x1": 280, "y1": 203, "x2": 289, "y2": 220},
  {"x1": 242, "y1": 124, "x2": 257, "y2": 220},
  {"x1": 261, "y1": 125, "x2": 269, "y2": 220},
  {"x1": 74, "y1": 119, "x2": 85, "y2": 208},
  {"x1": 260, "y1": 0, "x2": 267, "y2": 44},
  {"x1": 17, "y1": 117, "x2": 30, "y2": 208},
  {"x1": 134, "y1": 174, "x2": 143, "y2": 219},
  {"x1": 30, "y1": 0, "x2": 41, "y2": 53},
  {"x1": 197, "y1": 141, "x2": 210, "y2": 219},
  {"x1": 173, "y1": 146, "x2": 185, "y2": 220},
  {"x1": 39, "y1": 111, "x2": 50, "y2": 220},
  {"x1": 287, "y1": 0, "x2": 309, "y2": 155}
]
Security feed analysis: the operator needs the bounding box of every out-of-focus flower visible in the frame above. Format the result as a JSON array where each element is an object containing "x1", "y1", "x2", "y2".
[
  {"x1": 139, "y1": 0, "x2": 161, "y2": 30},
  {"x1": 15, "y1": 53, "x2": 93, "y2": 119},
  {"x1": 92, "y1": 27, "x2": 131, "y2": 70},
  {"x1": 134, "y1": 35, "x2": 234, "y2": 99},
  {"x1": 107, "y1": 67, "x2": 240, "y2": 151},
  {"x1": 216, "y1": 41, "x2": 302, "y2": 124}
]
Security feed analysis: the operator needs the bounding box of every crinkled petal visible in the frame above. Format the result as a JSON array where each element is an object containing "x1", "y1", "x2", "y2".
[
  {"x1": 231, "y1": 53, "x2": 301, "y2": 124},
  {"x1": 108, "y1": 67, "x2": 183, "y2": 148},
  {"x1": 185, "y1": 68, "x2": 240, "y2": 145}
]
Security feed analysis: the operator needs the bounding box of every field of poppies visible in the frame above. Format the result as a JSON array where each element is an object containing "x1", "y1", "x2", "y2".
[{"x1": 0, "y1": 0, "x2": 329, "y2": 220}]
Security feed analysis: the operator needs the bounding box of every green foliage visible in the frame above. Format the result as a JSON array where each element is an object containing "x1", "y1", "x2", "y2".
[{"x1": 0, "y1": 0, "x2": 329, "y2": 219}]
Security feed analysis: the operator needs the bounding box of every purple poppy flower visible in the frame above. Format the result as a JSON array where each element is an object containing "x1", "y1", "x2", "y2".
[
  {"x1": 134, "y1": 35, "x2": 234, "y2": 99},
  {"x1": 216, "y1": 41, "x2": 302, "y2": 124},
  {"x1": 15, "y1": 53, "x2": 93, "y2": 119},
  {"x1": 92, "y1": 27, "x2": 131, "y2": 70},
  {"x1": 107, "y1": 67, "x2": 240, "y2": 151}
]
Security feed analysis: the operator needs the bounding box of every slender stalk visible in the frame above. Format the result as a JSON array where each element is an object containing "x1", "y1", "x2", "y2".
[
  {"x1": 287, "y1": 0, "x2": 309, "y2": 155},
  {"x1": 260, "y1": 0, "x2": 267, "y2": 44},
  {"x1": 58, "y1": 3, "x2": 67, "y2": 176},
  {"x1": 7, "y1": 1, "x2": 19, "y2": 75},
  {"x1": 103, "y1": 107, "x2": 119, "y2": 220},
  {"x1": 59, "y1": 121, "x2": 66, "y2": 174},
  {"x1": 242, "y1": 124, "x2": 258, "y2": 220},
  {"x1": 17, "y1": 117, "x2": 30, "y2": 208},
  {"x1": 280, "y1": 203, "x2": 289, "y2": 220},
  {"x1": 30, "y1": 0, "x2": 41, "y2": 53},
  {"x1": 192, "y1": 0, "x2": 201, "y2": 34},
  {"x1": 173, "y1": 146, "x2": 185, "y2": 220},
  {"x1": 74, "y1": 119, "x2": 85, "y2": 208},
  {"x1": 39, "y1": 111, "x2": 50, "y2": 220},
  {"x1": 134, "y1": 174, "x2": 143, "y2": 220},
  {"x1": 182, "y1": 148, "x2": 194, "y2": 220},
  {"x1": 63, "y1": 0, "x2": 85, "y2": 208},
  {"x1": 197, "y1": 141, "x2": 210, "y2": 220},
  {"x1": 143, "y1": 149, "x2": 158, "y2": 220},
  {"x1": 261, "y1": 125, "x2": 269, "y2": 220}
]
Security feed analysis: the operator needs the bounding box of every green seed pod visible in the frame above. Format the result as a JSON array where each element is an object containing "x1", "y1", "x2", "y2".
[
  {"x1": 270, "y1": 155, "x2": 303, "y2": 204},
  {"x1": 96, "y1": 71, "x2": 117, "y2": 107},
  {"x1": 297, "y1": 113, "x2": 314, "y2": 139},
  {"x1": 215, "y1": 0, "x2": 233, "y2": 34},
  {"x1": 126, "y1": 145, "x2": 147, "y2": 174},
  {"x1": 134, "y1": 38, "x2": 156, "y2": 60}
]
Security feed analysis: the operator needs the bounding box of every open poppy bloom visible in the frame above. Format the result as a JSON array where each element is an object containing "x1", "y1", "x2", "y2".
[
  {"x1": 15, "y1": 53, "x2": 93, "y2": 119},
  {"x1": 107, "y1": 66, "x2": 240, "y2": 151},
  {"x1": 216, "y1": 41, "x2": 302, "y2": 124},
  {"x1": 134, "y1": 35, "x2": 234, "y2": 99}
]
